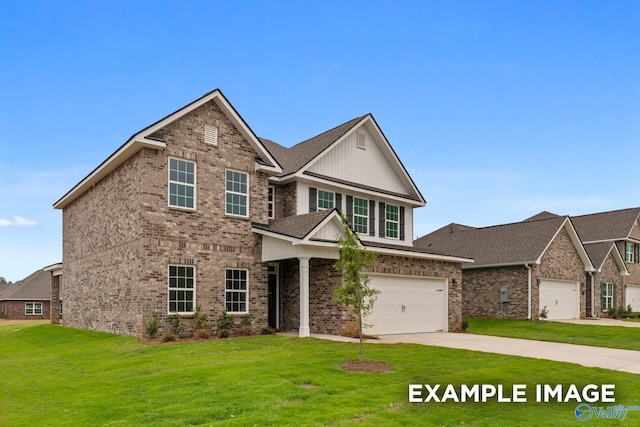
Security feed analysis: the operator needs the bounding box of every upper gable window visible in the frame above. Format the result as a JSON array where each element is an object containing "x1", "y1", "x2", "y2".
[
  {"x1": 226, "y1": 170, "x2": 248, "y2": 217},
  {"x1": 204, "y1": 124, "x2": 218, "y2": 145},
  {"x1": 169, "y1": 158, "x2": 196, "y2": 209},
  {"x1": 268, "y1": 186, "x2": 275, "y2": 219},
  {"x1": 385, "y1": 204, "x2": 399, "y2": 239},
  {"x1": 626, "y1": 242, "x2": 635, "y2": 263},
  {"x1": 317, "y1": 190, "x2": 334, "y2": 210},
  {"x1": 353, "y1": 197, "x2": 368, "y2": 234}
]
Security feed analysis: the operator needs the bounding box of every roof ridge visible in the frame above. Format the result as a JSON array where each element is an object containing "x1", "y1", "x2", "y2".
[
  {"x1": 288, "y1": 114, "x2": 368, "y2": 150},
  {"x1": 571, "y1": 206, "x2": 640, "y2": 219}
]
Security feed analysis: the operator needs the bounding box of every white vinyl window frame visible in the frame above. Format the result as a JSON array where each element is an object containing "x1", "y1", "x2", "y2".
[
  {"x1": 25, "y1": 302, "x2": 42, "y2": 315},
  {"x1": 602, "y1": 282, "x2": 613, "y2": 311},
  {"x1": 225, "y1": 268, "x2": 249, "y2": 314},
  {"x1": 168, "y1": 157, "x2": 196, "y2": 210},
  {"x1": 626, "y1": 242, "x2": 635, "y2": 263},
  {"x1": 225, "y1": 170, "x2": 249, "y2": 217},
  {"x1": 353, "y1": 197, "x2": 369, "y2": 234},
  {"x1": 268, "y1": 186, "x2": 275, "y2": 219},
  {"x1": 385, "y1": 204, "x2": 399, "y2": 239},
  {"x1": 317, "y1": 190, "x2": 335, "y2": 210},
  {"x1": 168, "y1": 265, "x2": 196, "y2": 314}
]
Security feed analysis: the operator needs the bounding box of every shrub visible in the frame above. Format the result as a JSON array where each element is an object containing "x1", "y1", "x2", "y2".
[
  {"x1": 540, "y1": 306, "x2": 548, "y2": 319},
  {"x1": 168, "y1": 312, "x2": 185, "y2": 336},
  {"x1": 145, "y1": 310, "x2": 159, "y2": 338},
  {"x1": 261, "y1": 326, "x2": 275, "y2": 335},
  {"x1": 191, "y1": 306, "x2": 209, "y2": 337},
  {"x1": 461, "y1": 317, "x2": 469, "y2": 332},
  {"x1": 216, "y1": 310, "x2": 234, "y2": 338},
  {"x1": 161, "y1": 332, "x2": 177, "y2": 342},
  {"x1": 237, "y1": 314, "x2": 253, "y2": 336}
]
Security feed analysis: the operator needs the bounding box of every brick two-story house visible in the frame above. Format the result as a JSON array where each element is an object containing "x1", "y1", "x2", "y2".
[{"x1": 53, "y1": 89, "x2": 471, "y2": 337}]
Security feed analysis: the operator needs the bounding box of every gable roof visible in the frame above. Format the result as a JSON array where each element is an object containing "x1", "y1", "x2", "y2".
[
  {"x1": 524, "y1": 211, "x2": 559, "y2": 222},
  {"x1": 252, "y1": 209, "x2": 337, "y2": 241},
  {"x1": 583, "y1": 241, "x2": 629, "y2": 274},
  {"x1": 415, "y1": 216, "x2": 592, "y2": 269},
  {"x1": 54, "y1": 89, "x2": 282, "y2": 209},
  {"x1": 571, "y1": 207, "x2": 640, "y2": 243},
  {"x1": 0, "y1": 269, "x2": 50, "y2": 301},
  {"x1": 263, "y1": 114, "x2": 426, "y2": 204}
]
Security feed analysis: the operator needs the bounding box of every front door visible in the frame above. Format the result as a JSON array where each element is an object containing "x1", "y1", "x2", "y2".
[{"x1": 267, "y1": 264, "x2": 279, "y2": 329}]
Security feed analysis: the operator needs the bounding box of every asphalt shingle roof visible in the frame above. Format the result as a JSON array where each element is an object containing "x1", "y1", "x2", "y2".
[
  {"x1": 571, "y1": 207, "x2": 640, "y2": 242},
  {"x1": 582, "y1": 241, "x2": 617, "y2": 270},
  {"x1": 414, "y1": 216, "x2": 570, "y2": 266},
  {"x1": 252, "y1": 210, "x2": 336, "y2": 240},
  {"x1": 0, "y1": 269, "x2": 50, "y2": 301}
]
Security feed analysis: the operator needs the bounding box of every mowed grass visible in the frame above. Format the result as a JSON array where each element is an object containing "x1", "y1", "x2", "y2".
[
  {"x1": 467, "y1": 317, "x2": 640, "y2": 351},
  {"x1": 2, "y1": 324, "x2": 640, "y2": 426}
]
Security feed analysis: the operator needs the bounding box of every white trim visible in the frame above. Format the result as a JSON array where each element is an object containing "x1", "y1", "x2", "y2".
[
  {"x1": 536, "y1": 218, "x2": 594, "y2": 271},
  {"x1": 44, "y1": 264, "x2": 63, "y2": 276},
  {"x1": 25, "y1": 302, "x2": 43, "y2": 316},
  {"x1": 225, "y1": 268, "x2": 249, "y2": 314},
  {"x1": 316, "y1": 189, "x2": 335, "y2": 211},
  {"x1": 601, "y1": 282, "x2": 614, "y2": 311},
  {"x1": 365, "y1": 245, "x2": 474, "y2": 263},
  {"x1": 225, "y1": 169, "x2": 249, "y2": 218},
  {"x1": 167, "y1": 264, "x2": 196, "y2": 315},
  {"x1": 168, "y1": 157, "x2": 197, "y2": 210},
  {"x1": 353, "y1": 196, "x2": 369, "y2": 235}
]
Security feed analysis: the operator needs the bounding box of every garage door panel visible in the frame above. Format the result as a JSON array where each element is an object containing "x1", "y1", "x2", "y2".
[
  {"x1": 367, "y1": 275, "x2": 447, "y2": 335},
  {"x1": 539, "y1": 279, "x2": 579, "y2": 320},
  {"x1": 626, "y1": 286, "x2": 640, "y2": 312}
]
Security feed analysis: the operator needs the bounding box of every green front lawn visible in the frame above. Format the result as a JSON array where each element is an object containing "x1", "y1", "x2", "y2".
[
  {"x1": 2, "y1": 323, "x2": 640, "y2": 426},
  {"x1": 467, "y1": 317, "x2": 640, "y2": 350}
]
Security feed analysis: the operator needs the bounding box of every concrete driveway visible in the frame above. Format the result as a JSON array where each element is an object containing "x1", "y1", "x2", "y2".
[{"x1": 374, "y1": 332, "x2": 640, "y2": 374}]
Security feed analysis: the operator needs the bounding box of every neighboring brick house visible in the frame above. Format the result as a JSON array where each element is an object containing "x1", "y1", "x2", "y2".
[
  {"x1": 53, "y1": 89, "x2": 471, "y2": 337},
  {"x1": 571, "y1": 208, "x2": 640, "y2": 313},
  {"x1": 414, "y1": 215, "x2": 595, "y2": 320},
  {"x1": 0, "y1": 268, "x2": 51, "y2": 320}
]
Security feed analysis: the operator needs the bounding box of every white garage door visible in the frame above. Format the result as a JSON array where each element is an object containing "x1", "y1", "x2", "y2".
[
  {"x1": 539, "y1": 279, "x2": 579, "y2": 320},
  {"x1": 626, "y1": 285, "x2": 640, "y2": 312},
  {"x1": 366, "y1": 275, "x2": 447, "y2": 335}
]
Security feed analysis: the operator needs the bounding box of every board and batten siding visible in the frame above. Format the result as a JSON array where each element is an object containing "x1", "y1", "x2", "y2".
[{"x1": 306, "y1": 128, "x2": 409, "y2": 196}]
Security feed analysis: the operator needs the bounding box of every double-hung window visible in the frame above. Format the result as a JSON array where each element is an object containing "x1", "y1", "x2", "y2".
[
  {"x1": 602, "y1": 282, "x2": 613, "y2": 311},
  {"x1": 317, "y1": 190, "x2": 334, "y2": 210},
  {"x1": 225, "y1": 269, "x2": 248, "y2": 313},
  {"x1": 168, "y1": 265, "x2": 195, "y2": 313},
  {"x1": 169, "y1": 158, "x2": 195, "y2": 209},
  {"x1": 25, "y1": 302, "x2": 42, "y2": 315},
  {"x1": 626, "y1": 242, "x2": 635, "y2": 263},
  {"x1": 353, "y1": 197, "x2": 368, "y2": 234},
  {"x1": 226, "y1": 170, "x2": 248, "y2": 217},
  {"x1": 385, "y1": 204, "x2": 399, "y2": 239}
]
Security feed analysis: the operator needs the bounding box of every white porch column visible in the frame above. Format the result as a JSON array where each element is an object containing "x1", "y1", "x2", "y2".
[{"x1": 299, "y1": 257, "x2": 311, "y2": 337}]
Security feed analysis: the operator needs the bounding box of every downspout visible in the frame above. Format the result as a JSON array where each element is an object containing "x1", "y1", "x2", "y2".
[
  {"x1": 525, "y1": 263, "x2": 532, "y2": 320},
  {"x1": 588, "y1": 271, "x2": 595, "y2": 318}
]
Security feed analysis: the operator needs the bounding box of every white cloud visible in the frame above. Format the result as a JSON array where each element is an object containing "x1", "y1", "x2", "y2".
[{"x1": 0, "y1": 216, "x2": 39, "y2": 227}]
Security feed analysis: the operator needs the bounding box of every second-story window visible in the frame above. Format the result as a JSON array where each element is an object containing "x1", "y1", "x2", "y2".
[
  {"x1": 626, "y1": 242, "x2": 635, "y2": 263},
  {"x1": 353, "y1": 197, "x2": 368, "y2": 234},
  {"x1": 268, "y1": 186, "x2": 275, "y2": 219},
  {"x1": 385, "y1": 204, "x2": 399, "y2": 239},
  {"x1": 226, "y1": 170, "x2": 248, "y2": 217},
  {"x1": 317, "y1": 190, "x2": 334, "y2": 210},
  {"x1": 169, "y1": 158, "x2": 195, "y2": 209}
]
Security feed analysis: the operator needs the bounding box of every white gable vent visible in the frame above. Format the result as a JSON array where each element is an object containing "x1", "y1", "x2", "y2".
[
  {"x1": 357, "y1": 131, "x2": 366, "y2": 149},
  {"x1": 204, "y1": 124, "x2": 218, "y2": 146}
]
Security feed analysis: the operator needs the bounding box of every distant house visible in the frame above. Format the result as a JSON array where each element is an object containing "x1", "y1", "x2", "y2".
[
  {"x1": 53, "y1": 89, "x2": 472, "y2": 337},
  {"x1": 571, "y1": 208, "x2": 640, "y2": 313},
  {"x1": 0, "y1": 269, "x2": 51, "y2": 320},
  {"x1": 415, "y1": 215, "x2": 595, "y2": 320}
]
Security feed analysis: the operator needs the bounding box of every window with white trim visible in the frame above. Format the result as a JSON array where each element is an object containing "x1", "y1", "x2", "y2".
[
  {"x1": 385, "y1": 204, "x2": 399, "y2": 239},
  {"x1": 626, "y1": 242, "x2": 635, "y2": 263},
  {"x1": 602, "y1": 282, "x2": 613, "y2": 311},
  {"x1": 168, "y1": 265, "x2": 195, "y2": 313},
  {"x1": 25, "y1": 302, "x2": 42, "y2": 315},
  {"x1": 317, "y1": 190, "x2": 334, "y2": 210},
  {"x1": 226, "y1": 170, "x2": 248, "y2": 216},
  {"x1": 225, "y1": 269, "x2": 248, "y2": 313},
  {"x1": 353, "y1": 197, "x2": 368, "y2": 234},
  {"x1": 169, "y1": 158, "x2": 195, "y2": 209},
  {"x1": 268, "y1": 186, "x2": 275, "y2": 219}
]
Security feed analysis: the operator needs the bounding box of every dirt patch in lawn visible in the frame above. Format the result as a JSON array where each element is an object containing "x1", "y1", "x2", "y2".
[{"x1": 341, "y1": 360, "x2": 391, "y2": 373}]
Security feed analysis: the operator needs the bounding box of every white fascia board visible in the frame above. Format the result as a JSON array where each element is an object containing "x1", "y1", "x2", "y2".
[
  {"x1": 463, "y1": 261, "x2": 538, "y2": 270},
  {"x1": 43, "y1": 263, "x2": 63, "y2": 276},
  {"x1": 537, "y1": 219, "x2": 594, "y2": 271},
  {"x1": 53, "y1": 138, "x2": 166, "y2": 209},
  {"x1": 608, "y1": 244, "x2": 630, "y2": 276},
  {"x1": 368, "y1": 246, "x2": 474, "y2": 263}
]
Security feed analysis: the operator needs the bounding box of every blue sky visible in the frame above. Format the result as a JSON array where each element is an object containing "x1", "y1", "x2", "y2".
[{"x1": 1, "y1": 1, "x2": 638, "y2": 282}]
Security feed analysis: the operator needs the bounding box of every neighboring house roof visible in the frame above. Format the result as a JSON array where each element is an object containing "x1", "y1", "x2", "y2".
[
  {"x1": 415, "y1": 216, "x2": 592, "y2": 269},
  {"x1": 524, "y1": 211, "x2": 559, "y2": 222},
  {"x1": 583, "y1": 241, "x2": 629, "y2": 275},
  {"x1": 571, "y1": 207, "x2": 640, "y2": 243},
  {"x1": 54, "y1": 89, "x2": 283, "y2": 209},
  {"x1": 0, "y1": 269, "x2": 50, "y2": 301}
]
